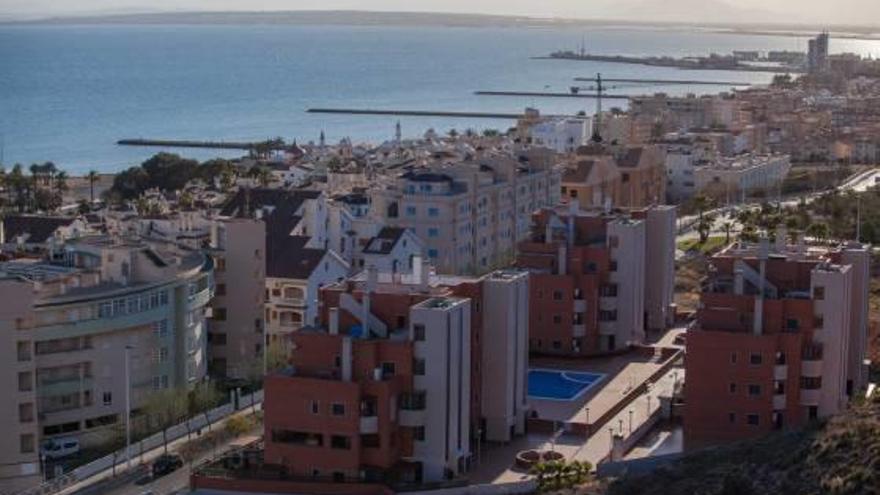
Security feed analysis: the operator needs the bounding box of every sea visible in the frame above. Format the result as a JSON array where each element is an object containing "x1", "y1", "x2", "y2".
[{"x1": 1, "y1": 23, "x2": 879, "y2": 174}]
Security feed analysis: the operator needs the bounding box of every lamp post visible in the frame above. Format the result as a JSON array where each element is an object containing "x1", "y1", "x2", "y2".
[
  {"x1": 584, "y1": 407, "x2": 590, "y2": 437},
  {"x1": 628, "y1": 409, "x2": 633, "y2": 434},
  {"x1": 647, "y1": 394, "x2": 652, "y2": 417},
  {"x1": 124, "y1": 345, "x2": 133, "y2": 469}
]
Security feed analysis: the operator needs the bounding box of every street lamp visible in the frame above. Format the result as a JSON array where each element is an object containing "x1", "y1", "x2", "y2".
[
  {"x1": 646, "y1": 394, "x2": 652, "y2": 417},
  {"x1": 628, "y1": 409, "x2": 633, "y2": 434},
  {"x1": 584, "y1": 407, "x2": 590, "y2": 437},
  {"x1": 124, "y1": 345, "x2": 133, "y2": 470}
]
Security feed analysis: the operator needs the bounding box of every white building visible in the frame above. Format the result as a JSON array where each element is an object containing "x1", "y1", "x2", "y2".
[
  {"x1": 695, "y1": 154, "x2": 792, "y2": 201},
  {"x1": 529, "y1": 117, "x2": 593, "y2": 153}
]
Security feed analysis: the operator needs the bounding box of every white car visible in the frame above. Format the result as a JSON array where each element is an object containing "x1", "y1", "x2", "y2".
[{"x1": 41, "y1": 438, "x2": 80, "y2": 459}]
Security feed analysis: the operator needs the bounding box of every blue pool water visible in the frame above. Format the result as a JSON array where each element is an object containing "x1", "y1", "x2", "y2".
[{"x1": 528, "y1": 369, "x2": 605, "y2": 401}]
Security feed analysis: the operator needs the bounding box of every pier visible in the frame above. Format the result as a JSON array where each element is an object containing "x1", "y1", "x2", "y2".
[
  {"x1": 474, "y1": 90, "x2": 629, "y2": 99},
  {"x1": 573, "y1": 77, "x2": 752, "y2": 86},
  {"x1": 307, "y1": 108, "x2": 524, "y2": 119},
  {"x1": 117, "y1": 138, "x2": 287, "y2": 151}
]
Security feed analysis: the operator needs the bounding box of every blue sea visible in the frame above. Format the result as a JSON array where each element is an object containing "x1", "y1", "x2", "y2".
[{"x1": 1, "y1": 23, "x2": 879, "y2": 174}]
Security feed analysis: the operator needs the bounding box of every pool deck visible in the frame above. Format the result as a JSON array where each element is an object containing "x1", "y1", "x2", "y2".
[{"x1": 469, "y1": 326, "x2": 687, "y2": 484}]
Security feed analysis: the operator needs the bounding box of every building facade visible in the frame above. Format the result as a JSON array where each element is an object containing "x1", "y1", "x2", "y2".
[
  {"x1": 516, "y1": 203, "x2": 676, "y2": 355},
  {"x1": 684, "y1": 235, "x2": 870, "y2": 449},
  {"x1": 0, "y1": 237, "x2": 213, "y2": 492}
]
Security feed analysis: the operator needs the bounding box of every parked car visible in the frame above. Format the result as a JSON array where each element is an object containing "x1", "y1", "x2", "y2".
[
  {"x1": 41, "y1": 438, "x2": 80, "y2": 459},
  {"x1": 151, "y1": 454, "x2": 184, "y2": 477}
]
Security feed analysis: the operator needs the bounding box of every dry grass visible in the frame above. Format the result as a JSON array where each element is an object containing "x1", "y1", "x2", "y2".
[{"x1": 674, "y1": 256, "x2": 706, "y2": 313}]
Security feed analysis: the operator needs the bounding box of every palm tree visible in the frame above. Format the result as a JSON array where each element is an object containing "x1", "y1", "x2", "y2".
[
  {"x1": 87, "y1": 170, "x2": 99, "y2": 204},
  {"x1": 722, "y1": 221, "x2": 734, "y2": 244},
  {"x1": 807, "y1": 222, "x2": 830, "y2": 243}
]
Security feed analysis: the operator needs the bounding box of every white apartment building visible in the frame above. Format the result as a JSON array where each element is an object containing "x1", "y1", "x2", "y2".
[
  {"x1": 529, "y1": 117, "x2": 593, "y2": 153},
  {"x1": 0, "y1": 237, "x2": 213, "y2": 492},
  {"x1": 695, "y1": 154, "x2": 792, "y2": 201},
  {"x1": 409, "y1": 296, "x2": 472, "y2": 481}
]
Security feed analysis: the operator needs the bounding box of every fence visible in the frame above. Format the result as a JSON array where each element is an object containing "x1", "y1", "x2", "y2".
[{"x1": 15, "y1": 389, "x2": 263, "y2": 495}]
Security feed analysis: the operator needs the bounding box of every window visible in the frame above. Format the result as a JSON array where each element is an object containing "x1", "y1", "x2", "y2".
[
  {"x1": 381, "y1": 362, "x2": 396, "y2": 378},
  {"x1": 413, "y1": 426, "x2": 426, "y2": 441},
  {"x1": 609, "y1": 260, "x2": 618, "y2": 272},
  {"x1": 729, "y1": 383, "x2": 737, "y2": 394},
  {"x1": 428, "y1": 207, "x2": 440, "y2": 217},
  {"x1": 814, "y1": 315, "x2": 824, "y2": 329},
  {"x1": 361, "y1": 434, "x2": 380, "y2": 448},
  {"x1": 20, "y1": 434, "x2": 34, "y2": 454},
  {"x1": 17, "y1": 341, "x2": 31, "y2": 362},
  {"x1": 330, "y1": 435, "x2": 351, "y2": 450},
  {"x1": 310, "y1": 401, "x2": 320, "y2": 415},
  {"x1": 428, "y1": 227, "x2": 439, "y2": 238},
  {"x1": 749, "y1": 353, "x2": 763, "y2": 365},
  {"x1": 331, "y1": 403, "x2": 346, "y2": 416},
  {"x1": 747, "y1": 414, "x2": 760, "y2": 426},
  {"x1": 103, "y1": 392, "x2": 112, "y2": 406},
  {"x1": 728, "y1": 412, "x2": 736, "y2": 423},
  {"x1": 212, "y1": 308, "x2": 227, "y2": 321},
  {"x1": 272, "y1": 429, "x2": 323, "y2": 446},
  {"x1": 553, "y1": 290, "x2": 563, "y2": 301},
  {"x1": 428, "y1": 249, "x2": 438, "y2": 258},
  {"x1": 19, "y1": 403, "x2": 34, "y2": 423},
  {"x1": 786, "y1": 318, "x2": 799, "y2": 330},
  {"x1": 730, "y1": 352, "x2": 738, "y2": 364},
  {"x1": 414, "y1": 358, "x2": 426, "y2": 376},
  {"x1": 748, "y1": 384, "x2": 762, "y2": 396},
  {"x1": 552, "y1": 340, "x2": 562, "y2": 350},
  {"x1": 406, "y1": 206, "x2": 417, "y2": 217},
  {"x1": 552, "y1": 315, "x2": 562, "y2": 324},
  {"x1": 599, "y1": 310, "x2": 618, "y2": 322},
  {"x1": 800, "y1": 377, "x2": 822, "y2": 390},
  {"x1": 813, "y1": 286, "x2": 824, "y2": 300},
  {"x1": 211, "y1": 332, "x2": 227, "y2": 345},
  {"x1": 18, "y1": 372, "x2": 32, "y2": 392}
]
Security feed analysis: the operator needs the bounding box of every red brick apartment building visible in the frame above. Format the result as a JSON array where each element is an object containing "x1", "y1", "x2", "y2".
[
  {"x1": 684, "y1": 234, "x2": 870, "y2": 449},
  {"x1": 516, "y1": 202, "x2": 676, "y2": 355},
  {"x1": 258, "y1": 262, "x2": 529, "y2": 488}
]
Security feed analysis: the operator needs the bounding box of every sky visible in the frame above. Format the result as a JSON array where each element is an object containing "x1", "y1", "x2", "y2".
[{"x1": 1, "y1": 0, "x2": 879, "y2": 26}]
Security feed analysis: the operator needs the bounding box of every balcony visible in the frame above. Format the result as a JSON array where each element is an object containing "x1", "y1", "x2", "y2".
[
  {"x1": 599, "y1": 297, "x2": 617, "y2": 311},
  {"x1": 35, "y1": 306, "x2": 168, "y2": 341},
  {"x1": 773, "y1": 365, "x2": 788, "y2": 380},
  {"x1": 801, "y1": 359, "x2": 823, "y2": 377},
  {"x1": 572, "y1": 324, "x2": 586, "y2": 338},
  {"x1": 360, "y1": 415, "x2": 379, "y2": 434},
  {"x1": 189, "y1": 287, "x2": 213, "y2": 309},
  {"x1": 800, "y1": 389, "x2": 821, "y2": 406},
  {"x1": 773, "y1": 394, "x2": 786, "y2": 410},
  {"x1": 38, "y1": 377, "x2": 93, "y2": 398},
  {"x1": 573, "y1": 299, "x2": 587, "y2": 313},
  {"x1": 399, "y1": 409, "x2": 425, "y2": 427}
]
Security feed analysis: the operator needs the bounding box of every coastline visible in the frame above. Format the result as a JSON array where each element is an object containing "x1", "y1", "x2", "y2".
[{"x1": 3, "y1": 11, "x2": 879, "y2": 41}]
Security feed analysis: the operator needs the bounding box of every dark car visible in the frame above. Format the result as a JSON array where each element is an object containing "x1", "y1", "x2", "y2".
[{"x1": 151, "y1": 454, "x2": 184, "y2": 477}]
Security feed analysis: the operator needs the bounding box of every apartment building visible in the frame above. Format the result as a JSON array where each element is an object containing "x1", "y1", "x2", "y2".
[
  {"x1": 261, "y1": 263, "x2": 529, "y2": 487},
  {"x1": 0, "y1": 237, "x2": 213, "y2": 492},
  {"x1": 560, "y1": 145, "x2": 666, "y2": 209},
  {"x1": 516, "y1": 203, "x2": 676, "y2": 355},
  {"x1": 694, "y1": 154, "x2": 791, "y2": 202},
  {"x1": 369, "y1": 152, "x2": 561, "y2": 275},
  {"x1": 206, "y1": 218, "x2": 267, "y2": 380},
  {"x1": 528, "y1": 116, "x2": 593, "y2": 153},
  {"x1": 684, "y1": 234, "x2": 870, "y2": 449}
]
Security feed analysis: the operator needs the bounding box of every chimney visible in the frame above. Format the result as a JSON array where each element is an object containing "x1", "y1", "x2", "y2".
[
  {"x1": 329, "y1": 307, "x2": 339, "y2": 335},
  {"x1": 557, "y1": 244, "x2": 567, "y2": 275}
]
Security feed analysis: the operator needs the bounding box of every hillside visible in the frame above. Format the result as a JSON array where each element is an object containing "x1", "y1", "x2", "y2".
[{"x1": 602, "y1": 398, "x2": 880, "y2": 495}]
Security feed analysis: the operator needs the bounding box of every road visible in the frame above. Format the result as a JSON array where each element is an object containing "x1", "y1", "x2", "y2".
[
  {"x1": 102, "y1": 427, "x2": 260, "y2": 495},
  {"x1": 675, "y1": 166, "x2": 880, "y2": 256},
  {"x1": 60, "y1": 404, "x2": 262, "y2": 495}
]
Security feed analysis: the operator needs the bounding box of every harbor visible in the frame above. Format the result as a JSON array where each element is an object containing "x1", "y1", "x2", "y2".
[{"x1": 306, "y1": 108, "x2": 526, "y2": 119}]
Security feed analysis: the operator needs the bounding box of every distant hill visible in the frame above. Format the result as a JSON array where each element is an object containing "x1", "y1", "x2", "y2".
[
  {"x1": 599, "y1": 397, "x2": 880, "y2": 495},
  {"x1": 6, "y1": 9, "x2": 878, "y2": 38}
]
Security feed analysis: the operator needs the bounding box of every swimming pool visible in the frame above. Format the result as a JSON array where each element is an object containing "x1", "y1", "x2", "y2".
[{"x1": 528, "y1": 369, "x2": 606, "y2": 401}]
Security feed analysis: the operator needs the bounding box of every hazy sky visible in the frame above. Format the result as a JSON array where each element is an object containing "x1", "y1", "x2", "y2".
[{"x1": 2, "y1": 0, "x2": 879, "y2": 25}]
